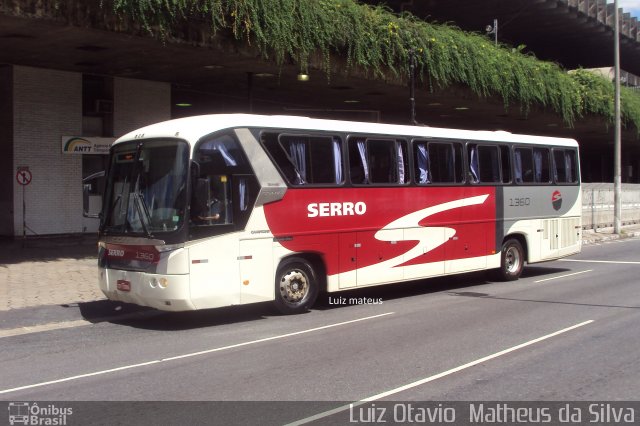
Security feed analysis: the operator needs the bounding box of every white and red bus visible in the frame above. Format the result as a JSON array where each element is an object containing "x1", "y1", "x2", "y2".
[{"x1": 92, "y1": 114, "x2": 581, "y2": 314}]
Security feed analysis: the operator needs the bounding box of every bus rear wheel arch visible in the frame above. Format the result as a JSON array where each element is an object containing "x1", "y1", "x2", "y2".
[
  {"x1": 274, "y1": 257, "x2": 320, "y2": 314},
  {"x1": 497, "y1": 238, "x2": 525, "y2": 281}
]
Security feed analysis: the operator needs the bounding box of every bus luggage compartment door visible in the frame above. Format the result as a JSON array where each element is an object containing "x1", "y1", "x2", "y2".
[{"x1": 339, "y1": 231, "x2": 405, "y2": 288}]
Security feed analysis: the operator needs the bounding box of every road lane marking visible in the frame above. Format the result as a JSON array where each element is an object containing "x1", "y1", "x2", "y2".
[
  {"x1": 559, "y1": 259, "x2": 640, "y2": 265},
  {"x1": 0, "y1": 320, "x2": 92, "y2": 338},
  {"x1": 0, "y1": 312, "x2": 394, "y2": 395},
  {"x1": 534, "y1": 269, "x2": 593, "y2": 283},
  {"x1": 288, "y1": 320, "x2": 594, "y2": 425}
]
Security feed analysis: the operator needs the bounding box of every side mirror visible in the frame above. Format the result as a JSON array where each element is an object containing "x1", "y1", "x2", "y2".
[{"x1": 83, "y1": 171, "x2": 105, "y2": 218}]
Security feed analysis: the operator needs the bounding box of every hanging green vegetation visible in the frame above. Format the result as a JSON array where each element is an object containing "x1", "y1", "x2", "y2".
[{"x1": 108, "y1": 0, "x2": 640, "y2": 130}]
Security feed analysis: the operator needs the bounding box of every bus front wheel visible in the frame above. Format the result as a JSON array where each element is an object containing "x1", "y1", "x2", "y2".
[
  {"x1": 274, "y1": 258, "x2": 319, "y2": 314},
  {"x1": 498, "y1": 239, "x2": 524, "y2": 281}
]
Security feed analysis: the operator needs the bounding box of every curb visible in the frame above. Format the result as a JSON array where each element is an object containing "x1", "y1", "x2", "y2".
[{"x1": 582, "y1": 230, "x2": 640, "y2": 245}]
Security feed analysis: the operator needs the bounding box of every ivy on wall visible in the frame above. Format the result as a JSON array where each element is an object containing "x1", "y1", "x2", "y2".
[{"x1": 108, "y1": 0, "x2": 640, "y2": 130}]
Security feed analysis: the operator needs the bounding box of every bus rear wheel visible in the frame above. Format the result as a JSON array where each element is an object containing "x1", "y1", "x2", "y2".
[
  {"x1": 498, "y1": 239, "x2": 524, "y2": 281},
  {"x1": 274, "y1": 258, "x2": 319, "y2": 314}
]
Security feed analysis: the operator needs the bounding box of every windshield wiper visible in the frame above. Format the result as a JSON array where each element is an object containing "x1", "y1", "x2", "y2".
[
  {"x1": 129, "y1": 141, "x2": 154, "y2": 238},
  {"x1": 132, "y1": 192, "x2": 153, "y2": 238}
]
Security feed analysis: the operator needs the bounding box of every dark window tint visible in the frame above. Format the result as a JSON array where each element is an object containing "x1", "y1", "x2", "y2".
[
  {"x1": 553, "y1": 148, "x2": 578, "y2": 183},
  {"x1": 348, "y1": 137, "x2": 408, "y2": 185},
  {"x1": 515, "y1": 147, "x2": 550, "y2": 184},
  {"x1": 469, "y1": 144, "x2": 501, "y2": 183},
  {"x1": 191, "y1": 134, "x2": 252, "y2": 227},
  {"x1": 262, "y1": 133, "x2": 343, "y2": 185},
  {"x1": 189, "y1": 133, "x2": 258, "y2": 240},
  {"x1": 414, "y1": 140, "x2": 463, "y2": 184},
  {"x1": 500, "y1": 145, "x2": 512, "y2": 183}
]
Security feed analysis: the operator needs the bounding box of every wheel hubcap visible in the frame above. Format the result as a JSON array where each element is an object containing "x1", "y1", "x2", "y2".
[
  {"x1": 505, "y1": 247, "x2": 521, "y2": 273},
  {"x1": 280, "y1": 270, "x2": 308, "y2": 304}
]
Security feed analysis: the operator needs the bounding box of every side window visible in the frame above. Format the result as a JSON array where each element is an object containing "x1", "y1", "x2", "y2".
[
  {"x1": 348, "y1": 137, "x2": 408, "y2": 185},
  {"x1": 468, "y1": 144, "x2": 500, "y2": 183},
  {"x1": 190, "y1": 134, "x2": 252, "y2": 228},
  {"x1": 514, "y1": 147, "x2": 533, "y2": 183},
  {"x1": 453, "y1": 143, "x2": 465, "y2": 183},
  {"x1": 501, "y1": 145, "x2": 512, "y2": 183},
  {"x1": 533, "y1": 148, "x2": 550, "y2": 183},
  {"x1": 261, "y1": 133, "x2": 343, "y2": 185},
  {"x1": 414, "y1": 140, "x2": 463, "y2": 184},
  {"x1": 553, "y1": 148, "x2": 579, "y2": 184},
  {"x1": 515, "y1": 147, "x2": 550, "y2": 184},
  {"x1": 192, "y1": 175, "x2": 233, "y2": 225}
]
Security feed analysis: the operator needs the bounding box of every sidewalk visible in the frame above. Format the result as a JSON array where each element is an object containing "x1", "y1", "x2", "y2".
[
  {"x1": 1, "y1": 226, "x2": 640, "y2": 312},
  {"x1": 0, "y1": 235, "x2": 104, "y2": 311},
  {"x1": 581, "y1": 223, "x2": 640, "y2": 245}
]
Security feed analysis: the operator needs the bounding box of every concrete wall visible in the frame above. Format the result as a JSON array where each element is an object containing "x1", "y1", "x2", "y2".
[
  {"x1": 114, "y1": 78, "x2": 171, "y2": 136},
  {"x1": 12, "y1": 66, "x2": 83, "y2": 237},
  {"x1": 0, "y1": 65, "x2": 14, "y2": 236},
  {"x1": 582, "y1": 183, "x2": 640, "y2": 229},
  {"x1": 7, "y1": 66, "x2": 171, "y2": 237}
]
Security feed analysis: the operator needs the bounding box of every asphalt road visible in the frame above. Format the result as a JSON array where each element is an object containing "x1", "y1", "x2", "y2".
[{"x1": 1, "y1": 239, "x2": 639, "y2": 425}]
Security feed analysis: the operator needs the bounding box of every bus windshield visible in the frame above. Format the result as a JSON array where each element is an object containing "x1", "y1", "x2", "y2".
[{"x1": 102, "y1": 139, "x2": 189, "y2": 236}]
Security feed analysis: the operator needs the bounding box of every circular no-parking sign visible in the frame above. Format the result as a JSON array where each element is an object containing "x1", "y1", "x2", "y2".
[{"x1": 16, "y1": 168, "x2": 32, "y2": 186}]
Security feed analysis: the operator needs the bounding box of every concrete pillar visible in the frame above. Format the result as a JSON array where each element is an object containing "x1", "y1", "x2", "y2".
[
  {"x1": 12, "y1": 66, "x2": 82, "y2": 236},
  {"x1": 113, "y1": 78, "x2": 171, "y2": 137}
]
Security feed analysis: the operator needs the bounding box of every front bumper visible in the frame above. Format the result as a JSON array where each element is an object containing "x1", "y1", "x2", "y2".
[{"x1": 99, "y1": 268, "x2": 194, "y2": 311}]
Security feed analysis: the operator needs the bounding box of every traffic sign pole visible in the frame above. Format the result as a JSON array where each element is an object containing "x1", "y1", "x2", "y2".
[{"x1": 16, "y1": 167, "x2": 32, "y2": 244}]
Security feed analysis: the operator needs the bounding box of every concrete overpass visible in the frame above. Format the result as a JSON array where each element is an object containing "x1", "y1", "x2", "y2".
[{"x1": 0, "y1": 0, "x2": 639, "y2": 184}]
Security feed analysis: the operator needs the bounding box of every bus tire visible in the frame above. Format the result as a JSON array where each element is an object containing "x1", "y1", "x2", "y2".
[
  {"x1": 274, "y1": 258, "x2": 319, "y2": 314},
  {"x1": 498, "y1": 239, "x2": 524, "y2": 281}
]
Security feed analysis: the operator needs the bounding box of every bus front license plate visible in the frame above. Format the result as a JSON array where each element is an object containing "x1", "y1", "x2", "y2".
[{"x1": 117, "y1": 280, "x2": 131, "y2": 292}]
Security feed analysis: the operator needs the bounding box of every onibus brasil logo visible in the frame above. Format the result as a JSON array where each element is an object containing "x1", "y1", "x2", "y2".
[{"x1": 8, "y1": 402, "x2": 72, "y2": 425}]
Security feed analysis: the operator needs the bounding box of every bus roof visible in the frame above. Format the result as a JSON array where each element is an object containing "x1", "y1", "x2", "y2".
[{"x1": 115, "y1": 114, "x2": 579, "y2": 148}]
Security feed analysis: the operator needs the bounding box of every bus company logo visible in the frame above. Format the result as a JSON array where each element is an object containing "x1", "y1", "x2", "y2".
[
  {"x1": 8, "y1": 402, "x2": 73, "y2": 425},
  {"x1": 552, "y1": 190, "x2": 563, "y2": 211},
  {"x1": 307, "y1": 201, "x2": 367, "y2": 218},
  {"x1": 108, "y1": 248, "x2": 125, "y2": 257}
]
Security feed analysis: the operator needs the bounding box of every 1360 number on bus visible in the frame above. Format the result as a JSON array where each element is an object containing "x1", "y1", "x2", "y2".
[{"x1": 509, "y1": 197, "x2": 531, "y2": 207}]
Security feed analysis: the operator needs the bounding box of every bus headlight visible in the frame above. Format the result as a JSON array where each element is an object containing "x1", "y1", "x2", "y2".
[
  {"x1": 155, "y1": 243, "x2": 184, "y2": 253},
  {"x1": 150, "y1": 277, "x2": 169, "y2": 289}
]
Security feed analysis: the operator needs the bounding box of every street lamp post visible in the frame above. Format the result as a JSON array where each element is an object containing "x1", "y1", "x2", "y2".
[
  {"x1": 614, "y1": 0, "x2": 622, "y2": 234},
  {"x1": 409, "y1": 48, "x2": 417, "y2": 125},
  {"x1": 486, "y1": 19, "x2": 498, "y2": 46}
]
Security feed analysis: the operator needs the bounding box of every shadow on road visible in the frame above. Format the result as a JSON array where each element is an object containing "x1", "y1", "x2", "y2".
[
  {"x1": 313, "y1": 270, "x2": 497, "y2": 311},
  {"x1": 76, "y1": 299, "x2": 276, "y2": 331},
  {"x1": 520, "y1": 265, "x2": 572, "y2": 278},
  {"x1": 73, "y1": 265, "x2": 589, "y2": 330}
]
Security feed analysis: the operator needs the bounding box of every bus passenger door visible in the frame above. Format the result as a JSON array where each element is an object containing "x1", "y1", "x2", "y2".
[{"x1": 239, "y1": 238, "x2": 274, "y2": 303}]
